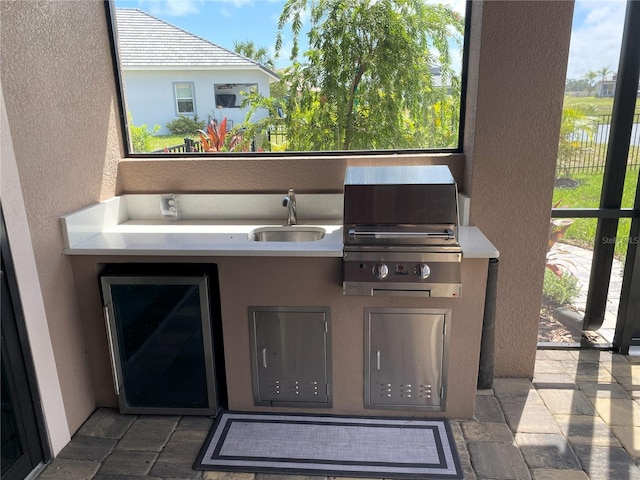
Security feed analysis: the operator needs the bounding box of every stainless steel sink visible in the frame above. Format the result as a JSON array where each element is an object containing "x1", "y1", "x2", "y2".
[{"x1": 249, "y1": 226, "x2": 326, "y2": 242}]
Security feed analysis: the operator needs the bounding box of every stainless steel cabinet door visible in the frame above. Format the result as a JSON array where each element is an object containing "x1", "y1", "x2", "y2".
[
  {"x1": 365, "y1": 308, "x2": 447, "y2": 410},
  {"x1": 250, "y1": 307, "x2": 331, "y2": 407}
]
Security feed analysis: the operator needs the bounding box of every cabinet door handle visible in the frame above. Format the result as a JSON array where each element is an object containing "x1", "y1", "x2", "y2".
[
  {"x1": 376, "y1": 350, "x2": 381, "y2": 371},
  {"x1": 262, "y1": 347, "x2": 268, "y2": 368}
]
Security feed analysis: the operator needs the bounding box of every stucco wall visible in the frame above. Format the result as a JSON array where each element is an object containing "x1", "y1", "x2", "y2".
[
  {"x1": 0, "y1": 0, "x2": 122, "y2": 437},
  {"x1": 1, "y1": 87, "x2": 71, "y2": 456},
  {"x1": 465, "y1": 1, "x2": 573, "y2": 376},
  {"x1": 69, "y1": 255, "x2": 488, "y2": 420},
  {"x1": 116, "y1": 154, "x2": 466, "y2": 193}
]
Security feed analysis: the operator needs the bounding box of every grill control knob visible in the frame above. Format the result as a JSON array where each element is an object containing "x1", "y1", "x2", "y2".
[
  {"x1": 415, "y1": 264, "x2": 431, "y2": 279},
  {"x1": 372, "y1": 264, "x2": 389, "y2": 279}
]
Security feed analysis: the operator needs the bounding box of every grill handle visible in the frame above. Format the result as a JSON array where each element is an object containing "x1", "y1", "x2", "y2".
[{"x1": 348, "y1": 228, "x2": 454, "y2": 240}]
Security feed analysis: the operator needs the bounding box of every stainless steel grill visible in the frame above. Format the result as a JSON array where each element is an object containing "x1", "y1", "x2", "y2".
[{"x1": 342, "y1": 165, "x2": 462, "y2": 297}]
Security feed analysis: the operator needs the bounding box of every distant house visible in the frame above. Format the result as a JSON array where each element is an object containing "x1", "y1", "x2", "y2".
[
  {"x1": 115, "y1": 9, "x2": 279, "y2": 135},
  {"x1": 596, "y1": 74, "x2": 616, "y2": 98}
]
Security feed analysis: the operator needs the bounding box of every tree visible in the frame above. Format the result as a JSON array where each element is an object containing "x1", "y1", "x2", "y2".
[
  {"x1": 260, "y1": 0, "x2": 464, "y2": 151},
  {"x1": 556, "y1": 103, "x2": 598, "y2": 178},
  {"x1": 233, "y1": 40, "x2": 276, "y2": 70},
  {"x1": 598, "y1": 66, "x2": 612, "y2": 84},
  {"x1": 583, "y1": 70, "x2": 598, "y2": 96},
  {"x1": 565, "y1": 78, "x2": 589, "y2": 95}
]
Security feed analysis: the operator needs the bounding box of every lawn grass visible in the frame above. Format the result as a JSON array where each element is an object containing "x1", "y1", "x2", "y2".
[
  {"x1": 553, "y1": 170, "x2": 639, "y2": 258},
  {"x1": 563, "y1": 95, "x2": 640, "y2": 115},
  {"x1": 146, "y1": 135, "x2": 199, "y2": 152}
]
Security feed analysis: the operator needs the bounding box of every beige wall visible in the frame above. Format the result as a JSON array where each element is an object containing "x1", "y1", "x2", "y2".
[
  {"x1": 0, "y1": 0, "x2": 573, "y2": 442},
  {"x1": 70, "y1": 255, "x2": 488, "y2": 419},
  {"x1": 115, "y1": 154, "x2": 466, "y2": 194},
  {"x1": 465, "y1": 1, "x2": 573, "y2": 376},
  {"x1": 0, "y1": 0, "x2": 122, "y2": 437},
  {"x1": 1, "y1": 87, "x2": 71, "y2": 455}
]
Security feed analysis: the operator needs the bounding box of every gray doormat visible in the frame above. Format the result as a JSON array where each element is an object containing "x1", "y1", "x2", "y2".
[{"x1": 194, "y1": 411, "x2": 463, "y2": 479}]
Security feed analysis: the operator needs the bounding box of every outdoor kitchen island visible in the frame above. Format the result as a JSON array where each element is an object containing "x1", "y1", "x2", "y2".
[{"x1": 62, "y1": 192, "x2": 498, "y2": 419}]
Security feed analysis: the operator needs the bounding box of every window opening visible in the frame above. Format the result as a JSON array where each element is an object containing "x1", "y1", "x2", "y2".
[
  {"x1": 175, "y1": 83, "x2": 195, "y2": 114},
  {"x1": 108, "y1": 0, "x2": 469, "y2": 155}
]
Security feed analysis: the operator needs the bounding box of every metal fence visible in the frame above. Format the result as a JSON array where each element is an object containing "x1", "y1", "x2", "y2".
[
  {"x1": 153, "y1": 138, "x2": 205, "y2": 153},
  {"x1": 152, "y1": 116, "x2": 640, "y2": 164},
  {"x1": 267, "y1": 126, "x2": 287, "y2": 147},
  {"x1": 154, "y1": 136, "x2": 259, "y2": 153},
  {"x1": 560, "y1": 113, "x2": 640, "y2": 175}
]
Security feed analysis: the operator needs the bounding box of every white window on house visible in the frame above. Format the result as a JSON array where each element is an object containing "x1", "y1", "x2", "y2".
[
  {"x1": 174, "y1": 83, "x2": 195, "y2": 114},
  {"x1": 214, "y1": 83, "x2": 257, "y2": 109}
]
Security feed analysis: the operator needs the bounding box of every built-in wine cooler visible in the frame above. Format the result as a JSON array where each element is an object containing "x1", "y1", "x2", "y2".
[{"x1": 100, "y1": 264, "x2": 225, "y2": 415}]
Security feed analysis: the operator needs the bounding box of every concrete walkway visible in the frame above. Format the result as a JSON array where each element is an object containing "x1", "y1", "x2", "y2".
[
  {"x1": 35, "y1": 349, "x2": 640, "y2": 480},
  {"x1": 546, "y1": 242, "x2": 624, "y2": 344}
]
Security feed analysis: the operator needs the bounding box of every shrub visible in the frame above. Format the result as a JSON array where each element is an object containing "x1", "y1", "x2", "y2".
[
  {"x1": 556, "y1": 103, "x2": 598, "y2": 178},
  {"x1": 129, "y1": 122, "x2": 159, "y2": 152},
  {"x1": 198, "y1": 117, "x2": 249, "y2": 152},
  {"x1": 542, "y1": 268, "x2": 581, "y2": 306},
  {"x1": 166, "y1": 115, "x2": 204, "y2": 136}
]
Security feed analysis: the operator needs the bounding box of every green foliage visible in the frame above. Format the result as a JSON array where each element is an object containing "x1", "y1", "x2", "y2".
[
  {"x1": 233, "y1": 40, "x2": 275, "y2": 70},
  {"x1": 557, "y1": 103, "x2": 599, "y2": 178},
  {"x1": 582, "y1": 70, "x2": 598, "y2": 96},
  {"x1": 542, "y1": 268, "x2": 581, "y2": 307},
  {"x1": 597, "y1": 66, "x2": 612, "y2": 84},
  {"x1": 565, "y1": 78, "x2": 590, "y2": 94},
  {"x1": 570, "y1": 67, "x2": 612, "y2": 97},
  {"x1": 562, "y1": 96, "x2": 640, "y2": 115},
  {"x1": 198, "y1": 117, "x2": 249, "y2": 152},
  {"x1": 129, "y1": 120, "x2": 160, "y2": 153},
  {"x1": 239, "y1": 89, "x2": 287, "y2": 151},
  {"x1": 145, "y1": 135, "x2": 197, "y2": 152},
  {"x1": 241, "y1": 0, "x2": 464, "y2": 152},
  {"x1": 165, "y1": 115, "x2": 204, "y2": 136}
]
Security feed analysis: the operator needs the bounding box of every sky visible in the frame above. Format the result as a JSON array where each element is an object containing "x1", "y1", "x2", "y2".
[
  {"x1": 113, "y1": 0, "x2": 467, "y2": 69},
  {"x1": 567, "y1": 0, "x2": 626, "y2": 81},
  {"x1": 113, "y1": 0, "x2": 627, "y2": 79},
  {"x1": 113, "y1": 0, "x2": 307, "y2": 68}
]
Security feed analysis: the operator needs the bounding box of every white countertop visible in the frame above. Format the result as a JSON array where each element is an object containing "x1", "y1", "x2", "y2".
[
  {"x1": 458, "y1": 227, "x2": 500, "y2": 258},
  {"x1": 60, "y1": 194, "x2": 498, "y2": 258},
  {"x1": 63, "y1": 220, "x2": 345, "y2": 257}
]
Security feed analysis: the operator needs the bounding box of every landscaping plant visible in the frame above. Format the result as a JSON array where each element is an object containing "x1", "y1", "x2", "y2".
[
  {"x1": 166, "y1": 115, "x2": 205, "y2": 136},
  {"x1": 129, "y1": 117, "x2": 160, "y2": 153},
  {"x1": 556, "y1": 103, "x2": 599, "y2": 179},
  {"x1": 198, "y1": 117, "x2": 247, "y2": 152},
  {"x1": 544, "y1": 200, "x2": 581, "y2": 306},
  {"x1": 238, "y1": 0, "x2": 465, "y2": 152},
  {"x1": 542, "y1": 268, "x2": 581, "y2": 307}
]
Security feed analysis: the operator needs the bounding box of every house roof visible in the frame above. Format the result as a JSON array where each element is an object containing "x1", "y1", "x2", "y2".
[{"x1": 114, "y1": 8, "x2": 278, "y2": 80}]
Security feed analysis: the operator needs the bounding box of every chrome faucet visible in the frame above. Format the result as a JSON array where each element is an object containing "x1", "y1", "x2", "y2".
[{"x1": 282, "y1": 188, "x2": 297, "y2": 225}]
